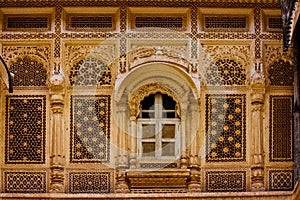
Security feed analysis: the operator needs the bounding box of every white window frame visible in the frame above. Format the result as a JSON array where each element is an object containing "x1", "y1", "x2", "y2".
[{"x1": 137, "y1": 93, "x2": 181, "y2": 160}]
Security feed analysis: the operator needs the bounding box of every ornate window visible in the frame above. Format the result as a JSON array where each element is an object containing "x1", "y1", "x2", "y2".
[
  {"x1": 134, "y1": 15, "x2": 185, "y2": 30},
  {"x1": 10, "y1": 56, "x2": 47, "y2": 87},
  {"x1": 204, "y1": 15, "x2": 248, "y2": 32},
  {"x1": 3, "y1": 14, "x2": 51, "y2": 32},
  {"x1": 137, "y1": 93, "x2": 180, "y2": 160},
  {"x1": 69, "y1": 57, "x2": 111, "y2": 86},
  {"x1": 205, "y1": 58, "x2": 246, "y2": 86},
  {"x1": 269, "y1": 59, "x2": 293, "y2": 86},
  {"x1": 66, "y1": 14, "x2": 114, "y2": 31}
]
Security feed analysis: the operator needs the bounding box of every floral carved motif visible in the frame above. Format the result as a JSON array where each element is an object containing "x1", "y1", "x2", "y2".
[
  {"x1": 2, "y1": 45, "x2": 51, "y2": 69},
  {"x1": 128, "y1": 45, "x2": 192, "y2": 71},
  {"x1": 264, "y1": 45, "x2": 293, "y2": 68},
  {"x1": 65, "y1": 44, "x2": 116, "y2": 68},
  {"x1": 65, "y1": 44, "x2": 116, "y2": 86}
]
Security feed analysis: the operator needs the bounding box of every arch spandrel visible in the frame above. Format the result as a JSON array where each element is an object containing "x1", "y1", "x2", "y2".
[{"x1": 114, "y1": 62, "x2": 201, "y2": 106}]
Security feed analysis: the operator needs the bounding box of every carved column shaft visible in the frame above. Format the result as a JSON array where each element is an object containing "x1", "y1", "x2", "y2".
[
  {"x1": 51, "y1": 102, "x2": 64, "y2": 164},
  {"x1": 115, "y1": 106, "x2": 130, "y2": 193},
  {"x1": 116, "y1": 107, "x2": 128, "y2": 168},
  {"x1": 189, "y1": 107, "x2": 199, "y2": 166},
  {"x1": 50, "y1": 100, "x2": 65, "y2": 193},
  {"x1": 250, "y1": 92, "x2": 265, "y2": 191},
  {"x1": 187, "y1": 106, "x2": 201, "y2": 192},
  {"x1": 251, "y1": 103, "x2": 264, "y2": 164},
  {"x1": 129, "y1": 116, "x2": 137, "y2": 168},
  {"x1": 180, "y1": 113, "x2": 188, "y2": 169},
  {"x1": 49, "y1": 79, "x2": 65, "y2": 192}
]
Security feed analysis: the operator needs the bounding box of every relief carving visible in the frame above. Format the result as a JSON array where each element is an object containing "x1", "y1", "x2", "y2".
[
  {"x1": 2, "y1": 45, "x2": 51, "y2": 69},
  {"x1": 128, "y1": 45, "x2": 193, "y2": 72}
]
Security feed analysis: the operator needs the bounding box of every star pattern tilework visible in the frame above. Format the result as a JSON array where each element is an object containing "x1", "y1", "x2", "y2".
[
  {"x1": 70, "y1": 95, "x2": 110, "y2": 163},
  {"x1": 5, "y1": 95, "x2": 46, "y2": 164},
  {"x1": 206, "y1": 94, "x2": 246, "y2": 162}
]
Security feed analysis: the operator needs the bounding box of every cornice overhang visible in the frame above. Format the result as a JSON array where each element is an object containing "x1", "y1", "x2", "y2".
[{"x1": 281, "y1": 0, "x2": 298, "y2": 50}]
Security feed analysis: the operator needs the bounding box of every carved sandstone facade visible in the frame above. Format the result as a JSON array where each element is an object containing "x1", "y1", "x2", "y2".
[{"x1": 0, "y1": 0, "x2": 299, "y2": 199}]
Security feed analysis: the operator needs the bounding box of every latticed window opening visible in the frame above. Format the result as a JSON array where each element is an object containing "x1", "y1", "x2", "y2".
[
  {"x1": 67, "y1": 14, "x2": 114, "y2": 31},
  {"x1": 135, "y1": 16, "x2": 184, "y2": 29},
  {"x1": 204, "y1": 15, "x2": 247, "y2": 31},
  {"x1": 10, "y1": 56, "x2": 47, "y2": 87},
  {"x1": 137, "y1": 93, "x2": 180, "y2": 160},
  {"x1": 4, "y1": 15, "x2": 50, "y2": 31},
  {"x1": 69, "y1": 57, "x2": 111, "y2": 86},
  {"x1": 269, "y1": 59, "x2": 293, "y2": 86},
  {"x1": 205, "y1": 58, "x2": 246, "y2": 85},
  {"x1": 269, "y1": 95, "x2": 293, "y2": 162},
  {"x1": 268, "y1": 17, "x2": 283, "y2": 30}
]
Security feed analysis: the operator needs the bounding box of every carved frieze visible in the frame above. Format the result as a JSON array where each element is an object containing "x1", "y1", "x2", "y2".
[
  {"x1": 2, "y1": 45, "x2": 51, "y2": 68},
  {"x1": 128, "y1": 44, "x2": 191, "y2": 71},
  {"x1": 264, "y1": 44, "x2": 293, "y2": 74}
]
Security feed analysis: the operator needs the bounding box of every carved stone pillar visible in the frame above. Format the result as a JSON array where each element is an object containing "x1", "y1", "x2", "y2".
[
  {"x1": 129, "y1": 116, "x2": 137, "y2": 169},
  {"x1": 49, "y1": 67, "x2": 65, "y2": 193},
  {"x1": 250, "y1": 62, "x2": 266, "y2": 191},
  {"x1": 187, "y1": 108, "x2": 201, "y2": 192},
  {"x1": 180, "y1": 112, "x2": 188, "y2": 169},
  {"x1": 116, "y1": 106, "x2": 128, "y2": 168},
  {"x1": 250, "y1": 94, "x2": 265, "y2": 191},
  {"x1": 115, "y1": 105, "x2": 130, "y2": 193}
]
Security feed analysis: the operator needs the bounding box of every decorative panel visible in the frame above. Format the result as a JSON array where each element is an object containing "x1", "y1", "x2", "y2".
[
  {"x1": 69, "y1": 57, "x2": 111, "y2": 86},
  {"x1": 69, "y1": 171, "x2": 112, "y2": 193},
  {"x1": 269, "y1": 170, "x2": 293, "y2": 191},
  {"x1": 70, "y1": 95, "x2": 110, "y2": 163},
  {"x1": 9, "y1": 56, "x2": 47, "y2": 87},
  {"x1": 268, "y1": 17, "x2": 282, "y2": 30},
  {"x1": 140, "y1": 162, "x2": 178, "y2": 169},
  {"x1": 67, "y1": 14, "x2": 114, "y2": 31},
  {"x1": 206, "y1": 94, "x2": 246, "y2": 162},
  {"x1": 4, "y1": 172, "x2": 46, "y2": 193},
  {"x1": 5, "y1": 95, "x2": 46, "y2": 164},
  {"x1": 269, "y1": 95, "x2": 293, "y2": 162},
  {"x1": 131, "y1": 188, "x2": 186, "y2": 193},
  {"x1": 264, "y1": 45, "x2": 294, "y2": 77},
  {"x1": 134, "y1": 15, "x2": 185, "y2": 30},
  {"x1": 269, "y1": 59, "x2": 293, "y2": 86},
  {"x1": 204, "y1": 15, "x2": 247, "y2": 31},
  {"x1": 206, "y1": 171, "x2": 246, "y2": 192},
  {"x1": 4, "y1": 14, "x2": 50, "y2": 31},
  {"x1": 205, "y1": 58, "x2": 247, "y2": 85}
]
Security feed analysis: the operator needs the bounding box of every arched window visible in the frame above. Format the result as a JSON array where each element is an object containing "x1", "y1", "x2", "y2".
[{"x1": 137, "y1": 93, "x2": 180, "y2": 160}]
